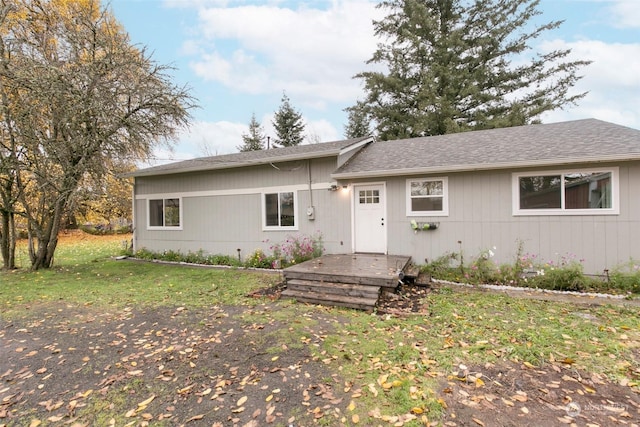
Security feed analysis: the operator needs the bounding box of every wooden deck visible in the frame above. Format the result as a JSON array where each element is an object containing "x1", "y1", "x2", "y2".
[{"x1": 281, "y1": 254, "x2": 412, "y2": 310}]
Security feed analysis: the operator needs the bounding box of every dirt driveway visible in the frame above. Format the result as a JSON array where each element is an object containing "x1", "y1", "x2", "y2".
[{"x1": 1, "y1": 286, "x2": 639, "y2": 426}]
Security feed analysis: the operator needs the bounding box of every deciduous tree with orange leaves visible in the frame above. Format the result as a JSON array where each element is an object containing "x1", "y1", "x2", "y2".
[{"x1": 0, "y1": 0, "x2": 195, "y2": 269}]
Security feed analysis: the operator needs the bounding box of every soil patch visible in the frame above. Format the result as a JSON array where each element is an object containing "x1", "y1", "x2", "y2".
[
  {"x1": 1, "y1": 283, "x2": 638, "y2": 426},
  {"x1": 0, "y1": 303, "x2": 349, "y2": 426}
]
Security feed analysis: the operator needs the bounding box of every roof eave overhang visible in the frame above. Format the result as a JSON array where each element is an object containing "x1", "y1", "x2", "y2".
[
  {"x1": 129, "y1": 149, "x2": 344, "y2": 178},
  {"x1": 331, "y1": 154, "x2": 640, "y2": 180}
]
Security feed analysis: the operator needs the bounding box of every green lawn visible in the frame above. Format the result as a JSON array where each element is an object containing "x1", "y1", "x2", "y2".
[{"x1": 1, "y1": 233, "x2": 638, "y2": 426}]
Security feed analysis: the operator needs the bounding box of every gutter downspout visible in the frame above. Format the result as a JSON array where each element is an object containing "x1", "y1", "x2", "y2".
[
  {"x1": 131, "y1": 178, "x2": 136, "y2": 252},
  {"x1": 307, "y1": 160, "x2": 315, "y2": 220}
]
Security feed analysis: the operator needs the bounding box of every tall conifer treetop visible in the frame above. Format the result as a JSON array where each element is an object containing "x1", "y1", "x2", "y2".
[
  {"x1": 272, "y1": 93, "x2": 305, "y2": 147},
  {"x1": 352, "y1": 0, "x2": 591, "y2": 140}
]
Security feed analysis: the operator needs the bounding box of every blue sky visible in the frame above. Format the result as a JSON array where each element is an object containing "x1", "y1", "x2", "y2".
[{"x1": 109, "y1": 0, "x2": 640, "y2": 162}]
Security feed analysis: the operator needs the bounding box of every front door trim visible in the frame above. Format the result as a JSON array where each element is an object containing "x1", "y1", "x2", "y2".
[{"x1": 351, "y1": 182, "x2": 387, "y2": 254}]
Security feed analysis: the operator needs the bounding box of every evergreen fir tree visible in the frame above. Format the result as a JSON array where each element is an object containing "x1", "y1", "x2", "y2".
[
  {"x1": 344, "y1": 101, "x2": 372, "y2": 139},
  {"x1": 237, "y1": 113, "x2": 266, "y2": 152},
  {"x1": 272, "y1": 93, "x2": 305, "y2": 147},
  {"x1": 354, "y1": 0, "x2": 591, "y2": 140}
]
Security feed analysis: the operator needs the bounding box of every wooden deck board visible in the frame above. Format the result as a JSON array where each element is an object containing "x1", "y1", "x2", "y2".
[
  {"x1": 283, "y1": 254, "x2": 411, "y2": 287},
  {"x1": 282, "y1": 254, "x2": 412, "y2": 310},
  {"x1": 286, "y1": 279, "x2": 380, "y2": 298},
  {"x1": 281, "y1": 289, "x2": 379, "y2": 311}
]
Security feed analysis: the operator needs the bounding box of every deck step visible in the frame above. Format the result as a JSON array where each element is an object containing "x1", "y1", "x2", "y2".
[
  {"x1": 281, "y1": 288, "x2": 379, "y2": 311},
  {"x1": 286, "y1": 279, "x2": 380, "y2": 299},
  {"x1": 283, "y1": 270, "x2": 399, "y2": 288},
  {"x1": 402, "y1": 263, "x2": 421, "y2": 279}
]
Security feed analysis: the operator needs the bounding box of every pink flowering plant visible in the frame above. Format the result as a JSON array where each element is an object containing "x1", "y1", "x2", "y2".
[{"x1": 268, "y1": 232, "x2": 324, "y2": 267}]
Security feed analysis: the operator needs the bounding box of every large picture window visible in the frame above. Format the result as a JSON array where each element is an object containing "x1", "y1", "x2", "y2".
[
  {"x1": 513, "y1": 168, "x2": 619, "y2": 215},
  {"x1": 406, "y1": 177, "x2": 449, "y2": 216},
  {"x1": 148, "y1": 198, "x2": 181, "y2": 229},
  {"x1": 263, "y1": 191, "x2": 297, "y2": 230}
]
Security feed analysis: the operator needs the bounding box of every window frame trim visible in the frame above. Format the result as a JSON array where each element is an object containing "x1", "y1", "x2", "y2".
[
  {"x1": 512, "y1": 167, "x2": 620, "y2": 216},
  {"x1": 147, "y1": 196, "x2": 184, "y2": 230},
  {"x1": 406, "y1": 177, "x2": 449, "y2": 217},
  {"x1": 261, "y1": 190, "x2": 299, "y2": 231}
]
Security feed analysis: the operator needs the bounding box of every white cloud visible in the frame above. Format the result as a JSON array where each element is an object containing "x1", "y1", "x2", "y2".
[
  {"x1": 186, "y1": 0, "x2": 381, "y2": 110},
  {"x1": 539, "y1": 38, "x2": 640, "y2": 129},
  {"x1": 149, "y1": 114, "x2": 341, "y2": 163},
  {"x1": 176, "y1": 120, "x2": 247, "y2": 157},
  {"x1": 609, "y1": 0, "x2": 640, "y2": 29}
]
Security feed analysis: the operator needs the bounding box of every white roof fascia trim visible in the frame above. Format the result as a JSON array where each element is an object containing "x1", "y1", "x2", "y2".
[
  {"x1": 331, "y1": 154, "x2": 640, "y2": 179},
  {"x1": 132, "y1": 150, "x2": 343, "y2": 177},
  {"x1": 338, "y1": 136, "x2": 374, "y2": 156}
]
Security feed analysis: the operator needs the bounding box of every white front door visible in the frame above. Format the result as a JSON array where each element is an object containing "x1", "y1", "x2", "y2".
[{"x1": 353, "y1": 184, "x2": 386, "y2": 253}]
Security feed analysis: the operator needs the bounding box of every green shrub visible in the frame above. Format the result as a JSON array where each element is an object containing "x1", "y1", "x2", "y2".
[
  {"x1": 244, "y1": 249, "x2": 275, "y2": 269},
  {"x1": 609, "y1": 261, "x2": 640, "y2": 294},
  {"x1": 527, "y1": 262, "x2": 587, "y2": 292},
  {"x1": 132, "y1": 248, "x2": 242, "y2": 267},
  {"x1": 422, "y1": 243, "x2": 639, "y2": 296}
]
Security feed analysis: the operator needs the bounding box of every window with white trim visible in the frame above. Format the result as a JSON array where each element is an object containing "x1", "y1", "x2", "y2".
[
  {"x1": 513, "y1": 168, "x2": 619, "y2": 215},
  {"x1": 263, "y1": 191, "x2": 297, "y2": 230},
  {"x1": 406, "y1": 177, "x2": 449, "y2": 216},
  {"x1": 148, "y1": 198, "x2": 182, "y2": 229}
]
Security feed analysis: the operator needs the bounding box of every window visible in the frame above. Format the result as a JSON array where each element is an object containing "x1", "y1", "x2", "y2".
[
  {"x1": 148, "y1": 198, "x2": 182, "y2": 229},
  {"x1": 513, "y1": 168, "x2": 618, "y2": 215},
  {"x1": 263, "y1": 191, "x2": 297, "y2": 230},
  {"x1": 358, "y1": 189, "x2": 380, "y2": 204},
  {"x1": 406, "y1": 177, "x2": 449, "y2": 216}
]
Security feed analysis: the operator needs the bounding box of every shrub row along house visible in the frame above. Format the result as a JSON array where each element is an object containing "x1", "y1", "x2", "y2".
[{"x1": 129, "y1": 119, "x2": 640, "y2": 275}]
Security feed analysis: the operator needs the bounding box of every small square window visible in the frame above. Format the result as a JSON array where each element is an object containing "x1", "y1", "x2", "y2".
[
  {"x1": 263, "y1": 192, "x2": 297, "y2": 230},
  {"x1": 406, "y1": 178, "x2": 448, "y2": 216},
  {"x1": 148, "y1": 198, "x2": 181, "y2": 229}
]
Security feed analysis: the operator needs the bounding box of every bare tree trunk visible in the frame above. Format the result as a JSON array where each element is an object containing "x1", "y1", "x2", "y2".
[
  {"x1": 0, "y1": 208, "x2": 16, "y2": 269},
  {"x1": 29, "y1": 199, "x2": 63, "y2": 270}
]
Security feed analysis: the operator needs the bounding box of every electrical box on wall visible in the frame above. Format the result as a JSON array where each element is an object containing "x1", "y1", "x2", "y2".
[{"x1": 306, "y1": 206, "x2": 315, "y2": 220}]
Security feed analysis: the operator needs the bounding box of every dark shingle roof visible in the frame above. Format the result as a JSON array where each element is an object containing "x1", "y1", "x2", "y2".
[
  {"x1": 332, "y1": 119, "x2": 640, "y2": 178},
  {"x1": 130, "y1": 136, "x2": 372, "y2": 177}
]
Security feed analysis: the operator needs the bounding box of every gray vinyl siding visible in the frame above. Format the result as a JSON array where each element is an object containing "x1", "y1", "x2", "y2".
[
  {"x1": 133, "y1": 157, "x2": 352, "y2": 259},
  {"x1": 376, "y1": 161, "x2": 640, "y2": 275}
]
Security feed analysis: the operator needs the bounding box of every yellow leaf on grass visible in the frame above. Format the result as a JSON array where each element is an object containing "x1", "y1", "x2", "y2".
[
  {"x1": 377, "y1": 374, "x2": 389, "y2": 386},
  {"x1": 29, "y1": 420, "x2": 42, "y2": 427},
  {"x1": 138, "y1": 395, "x2": 156, "y2": 407},
  {"x1": 411, "y1": 407, "x2": 424, "y2": 414},
  {"x1": 348, "y1": 400, "x2": 356, "y2": 411},
  {"x1": 368, "y1": 383, "x2": 378, "y2": 397},
  {"x1": 352, "y1": 414, "x2": 360, "y2": 424},
  {"x1": 475, "y1": 377, "x2": 485, "y2": 388}
]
